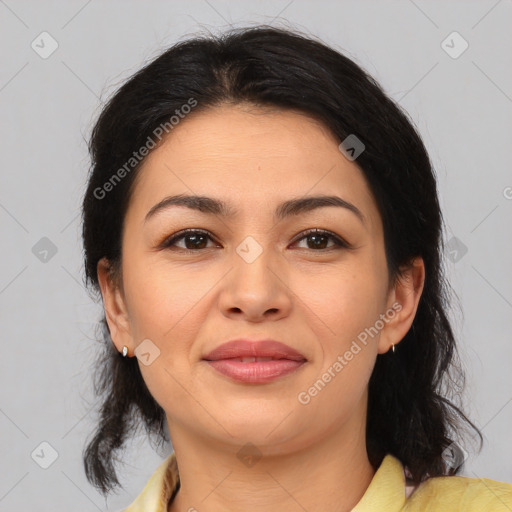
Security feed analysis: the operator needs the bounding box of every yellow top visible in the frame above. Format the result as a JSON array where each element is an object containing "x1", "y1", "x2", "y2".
[{"x1": 122, "y1": 451, "x2": 512, "y2": 511}]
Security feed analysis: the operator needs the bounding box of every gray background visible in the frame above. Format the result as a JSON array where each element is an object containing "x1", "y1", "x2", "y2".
[{"x1": 1, "y1": 0, "x2": 511, "y2": 510}]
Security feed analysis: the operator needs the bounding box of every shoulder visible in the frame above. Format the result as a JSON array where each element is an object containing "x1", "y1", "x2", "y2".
[{"x1": 404, "y1": 473, "x2": 512, "y2": 511}]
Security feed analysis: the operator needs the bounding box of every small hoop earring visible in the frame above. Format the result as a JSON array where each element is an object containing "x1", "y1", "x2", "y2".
[
  {"x1": 122, "y1": 346, "x2": 129, "y2": 357},
  {"x1": 391, "y1": 344, "x2": 395, "y2": 353}
]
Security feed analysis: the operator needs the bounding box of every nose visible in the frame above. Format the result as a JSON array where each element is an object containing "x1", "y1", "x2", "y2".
[{"x1": 218, "y1": 242, "x2": 292, "y2": 322}]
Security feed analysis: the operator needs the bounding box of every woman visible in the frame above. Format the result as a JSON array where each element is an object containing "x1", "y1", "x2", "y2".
[{"x1": 81, "y1": 25, "x2": 512, "y2": 511}]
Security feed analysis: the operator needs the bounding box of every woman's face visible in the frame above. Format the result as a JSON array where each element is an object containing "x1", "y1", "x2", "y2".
[{"x1": 100, "y1": 103, "x2": 416, "y2": 454}]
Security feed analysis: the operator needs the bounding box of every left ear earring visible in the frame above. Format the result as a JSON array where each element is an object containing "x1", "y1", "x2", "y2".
[{"x1": 391, "y1": 344, "x2": 395, "y2": 353}]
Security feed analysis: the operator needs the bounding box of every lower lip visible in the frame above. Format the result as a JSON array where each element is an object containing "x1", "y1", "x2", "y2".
[{"x1": 205, "y1": 359, "x2": 306, "y2": 383}]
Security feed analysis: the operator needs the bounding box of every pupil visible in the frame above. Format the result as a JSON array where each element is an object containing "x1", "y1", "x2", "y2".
[
  {"x1": 186, "y1": 234, "x2": 206, "y2": 249},
  {"x1": 309, "y1": 234, "x2": 327, "y2": 249}
]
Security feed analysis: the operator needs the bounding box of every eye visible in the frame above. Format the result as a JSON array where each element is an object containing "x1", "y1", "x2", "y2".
[
  {"x1": 291, "y1": 228, "x2": 350, "y2": 251},
  {"x1": 159, "y1": 228, "x2": 351, "y2": 252},
  {"x1": 159, "y1": 229, "x2": 219, "y2": 251}
]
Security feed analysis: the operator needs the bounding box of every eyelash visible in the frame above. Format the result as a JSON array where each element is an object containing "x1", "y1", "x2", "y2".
[{"x1": 159, "y1": 228, "x2": 351, "y2": 252}]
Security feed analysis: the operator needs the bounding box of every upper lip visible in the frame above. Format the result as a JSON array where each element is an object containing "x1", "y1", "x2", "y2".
[{"x1": 203, "y1": 339, "x2": 307, "y2": 362}]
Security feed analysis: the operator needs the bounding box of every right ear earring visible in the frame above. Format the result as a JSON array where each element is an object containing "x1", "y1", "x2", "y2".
[
  {"x1": 391, "y1": 344, "x2": 395, "y2": 353},
  {"x1": 122, "y1": 346, "x2": 129, "y2": 357}
]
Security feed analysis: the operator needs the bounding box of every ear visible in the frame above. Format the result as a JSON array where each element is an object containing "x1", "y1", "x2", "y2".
[
  {"x1": 97, "y1": 257, "x2": 134, "y2": 355},
  {"x1": 377, "y1": 256, "x2": 425, "y2": 354}
]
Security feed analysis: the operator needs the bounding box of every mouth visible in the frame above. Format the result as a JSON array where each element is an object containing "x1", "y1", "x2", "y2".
[
  {"x1": 202, "y1": 339, "x2": 307, "y2": 384},
  {"x1": 222, "y1": 356, "x2": 287, "y2": 362}
]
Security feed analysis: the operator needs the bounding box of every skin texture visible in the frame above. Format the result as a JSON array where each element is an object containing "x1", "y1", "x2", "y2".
[{"x1": 97, "y1": 103, "x2": 425, "y2": 512}]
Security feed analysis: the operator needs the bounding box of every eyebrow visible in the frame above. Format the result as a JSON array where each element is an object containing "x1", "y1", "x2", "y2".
[{"x1": 144, "y1": 193, "x2": 366, "y2": 226}]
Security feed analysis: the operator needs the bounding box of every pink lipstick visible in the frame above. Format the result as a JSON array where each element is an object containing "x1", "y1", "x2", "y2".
[{"x1": 202, "y1": 339, "x2": 307, "y2": 384}]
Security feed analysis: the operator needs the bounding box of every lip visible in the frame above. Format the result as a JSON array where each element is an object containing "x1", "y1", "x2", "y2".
[
  {"x1": 203, "y1": 339, "x2": 307, "y2": 384},
  {"x1": 203, "y1": 339, "x2": 306, "y2": 361}
]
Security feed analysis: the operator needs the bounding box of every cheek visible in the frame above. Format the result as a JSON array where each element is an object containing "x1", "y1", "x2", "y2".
[
  {"x1": 300, "y1": 262, "x2": 386, "y2": 345},
  {"x1": 295, "y1": 256, "x2": 385, "y2": 399},
  {"x1": 122, "y1": 255, "x2": 213, "y2": 341},
  {"x1": 121, "y1": 257, "x2": 210, "y2": 412},
  {"x1": 299, "y1": 276, "x2": 380, "y2": 421}
]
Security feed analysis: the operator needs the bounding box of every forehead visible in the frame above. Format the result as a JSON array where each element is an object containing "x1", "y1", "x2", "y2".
[
  {"x1": 156, "y1": 103, "x2": 341, "y2": 163},
  {"x1": 126, "y1": 104, "x2": 380, "y2": 232}
]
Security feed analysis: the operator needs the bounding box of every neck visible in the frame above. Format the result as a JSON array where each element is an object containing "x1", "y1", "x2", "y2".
[{"x1": 167, "y1": 416, "x2": 375, "y2": 512}]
